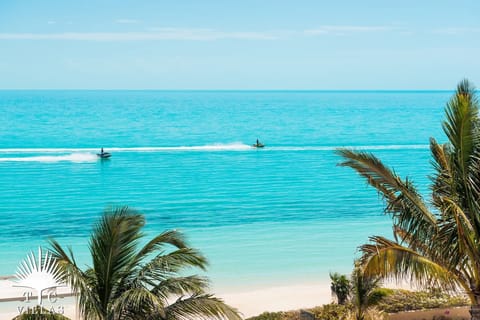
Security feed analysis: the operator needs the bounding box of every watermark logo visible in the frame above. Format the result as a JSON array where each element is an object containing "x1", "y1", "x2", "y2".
[{"x1": 13, "y1": 247, "x2": 66, "y2": 315}]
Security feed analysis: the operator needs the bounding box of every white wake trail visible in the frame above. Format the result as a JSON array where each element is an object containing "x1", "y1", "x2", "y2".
[
  {"x1": 0, "y1": 153, "x2": 98, "y2": 163},
  {"x1": 0, "y1": 143, "x2": 430, "y2": 158}
]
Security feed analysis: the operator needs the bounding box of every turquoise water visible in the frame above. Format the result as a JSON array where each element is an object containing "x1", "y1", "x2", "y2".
[{"x1": 0, "y1": 91, "x2": 450, "y2": 289}]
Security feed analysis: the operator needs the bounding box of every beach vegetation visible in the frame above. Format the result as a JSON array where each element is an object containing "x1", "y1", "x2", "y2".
[
  {"x1": 330, "y1": 272, "x2": 351, "y2": 305},
  {"x1": 329, "y1": 266, "x2": 384, "y2": 319},
  {"x1": 246, "y1": 289, "x2": 467, "y2": 320},
  {"x1": 48, "y1": 206, "x2": 241, "y2": 320},
  {"x1": 311, "y1": 303, "x2": 355, "y2": 320},
  {"x1": 350, "y1": 267, "x2": 383, "y2": 320},
  {"x1": 337, "y1": 79, "x2": 480, "y2": 319},
  {"x1": 246, "y1": 311, "x2": 296, "y2": 320},
  {"x1": 246, "y1": 303, "x2": 380, "y2": 320},
  {"x1": 376, "y1": 289, "x2": 468, "y2": 313}
]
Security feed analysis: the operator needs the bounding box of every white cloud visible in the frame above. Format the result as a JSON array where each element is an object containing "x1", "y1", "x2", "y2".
[
  {"x1": 147, "y1": 27, "x2": 278, "y2": 40},
  {"x1": 115, "y1": 19, "x2": 139, "y2": 24},
  {"x1": 0, "y1": 25, "x2": 397, "y2": 41},
  {"x1": 432, "y1": 27, "x2": 480, "y2": 35},
  {"x1": 0, "y1": 28, "x2": 278, "y2": 41},
  {"x1": 304, "y1": 25, "x2": 391, "y2": 36}
]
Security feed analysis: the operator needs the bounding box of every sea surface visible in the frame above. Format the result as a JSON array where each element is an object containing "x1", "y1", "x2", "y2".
[{"x1": 0, "y1": 90, "x2": 451, "y2": 290}]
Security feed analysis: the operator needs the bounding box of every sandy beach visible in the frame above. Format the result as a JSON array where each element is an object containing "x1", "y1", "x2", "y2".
[
  {"x1": 219, "y1": 282, "x2": 332, "y2": 317},
  {"x1": 0, "y1": 278, "x2": 331, "y2": 319}
]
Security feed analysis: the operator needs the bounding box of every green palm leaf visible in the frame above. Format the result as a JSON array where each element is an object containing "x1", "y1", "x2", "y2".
[
  {"x1": 151, "y1": 275, "x2": 211, "y2": 300},
  {"x1": 360, "y1": 236, "x2": 459, "y2": 290},
  {"x1": 442, "y1": 79, "x2": 479, "y2": 177},
  {"x1": 163, "y1": 293, "x2": 242, "y2": 320},
  {"x1": 337, "y1": 79, "x2": 480, "y2": 313},
  {"x1": 48, "y1": 206, "x2": 240, "y2": 320},
  {"x1": 336, "y1": 149, "x2": 437, "y2": 242}
]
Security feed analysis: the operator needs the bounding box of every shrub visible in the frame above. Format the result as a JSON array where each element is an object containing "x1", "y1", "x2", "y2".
[
  {"x1": 375, "y1": 289, "x2": 469, "y2": 313},
  {"x1": 246, "y1": 288, "x2": 469, "y2": 320},
  {"x1": 246, "y1": 311, "x2": 299, "y2": 320},
  {"x1": 310, "y1": 303, "x2": 352, "y2": 320}
]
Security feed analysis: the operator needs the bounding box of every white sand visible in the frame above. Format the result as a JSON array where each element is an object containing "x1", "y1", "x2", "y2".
[
  {"x1": 0, "y1": 278, "x2": 332, "y2": 319},
  {"x1": 218, "y1": 282, "x2": 332, "y2": 317}
]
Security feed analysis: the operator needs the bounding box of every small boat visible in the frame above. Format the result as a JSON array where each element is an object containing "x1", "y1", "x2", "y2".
[
  {"x1": 97, "y1": 152, "x2": 111, "y2": 159},
  {"x1": 252, "y1": 142, "x2": 265, "y2": 148}
]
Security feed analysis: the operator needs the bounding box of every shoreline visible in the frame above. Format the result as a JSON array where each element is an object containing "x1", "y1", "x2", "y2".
[
  {"x1": 0, "y1": 274, "x2": 461, "y2": 319},
  {"x1": 218, "y1": 282, "x2": 332, "y2": 317},
  {"x1": 0, "y1": 278, "x2": 332, "y2": 319}
]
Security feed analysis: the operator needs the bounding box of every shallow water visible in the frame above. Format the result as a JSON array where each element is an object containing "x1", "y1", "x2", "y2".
[{"x1": 0, "y1": 90, "x2": 450, "y2": 288}]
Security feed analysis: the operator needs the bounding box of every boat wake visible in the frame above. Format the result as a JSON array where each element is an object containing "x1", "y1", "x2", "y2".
[
  {"x1": 268, "y1": 144, "x2": 429, "y2": 151},
  {"x1": 142, "y1": 142, "x2": 253, "y2": 152},
  {"x1": 0, "y1": 143, "x2": 253, "y2": 154},
  {"x1": 0, "y1": 143, "x2": 430, "y2": 162},
  {"x1": 0, "y1": 153, "x2": 98, "y2": 163}
]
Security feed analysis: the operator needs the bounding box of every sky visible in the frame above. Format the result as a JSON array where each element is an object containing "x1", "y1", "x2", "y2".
[{"x1": 0, "y1": 0, "x2": 479, "y2": 90}]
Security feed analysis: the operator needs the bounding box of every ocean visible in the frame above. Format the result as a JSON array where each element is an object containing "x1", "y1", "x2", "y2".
[{"x1": 0, "y1": 90, "x2": 450, "y2": 290}]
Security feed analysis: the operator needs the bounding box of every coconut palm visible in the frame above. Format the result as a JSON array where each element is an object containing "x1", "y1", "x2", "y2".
[
  {"x1": 337, "y1": 79, "x2": 480, "y2": 320},
  {"x1": 330, "y1": 272, "x2": 350, "y2": 305},
  {"x1": 48, "y1": 206, "x2": 241, "y2": 320},
  {"x1": 350, "y1": 267, "x2": 382, "y2": 320}
]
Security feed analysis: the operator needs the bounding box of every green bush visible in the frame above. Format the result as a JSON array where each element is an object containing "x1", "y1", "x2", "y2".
[
  {"x1": 246, "y1": 311, "x2": 299, "y2": 320},
  {"x1": 368, "y1": 288, "x2": 393, "y2": 306},
  {"x1": 247, "y1": 288, "x2": 469, "y2": 320},
  {"x1": 375, "y1": 289, "x2": 469, "y2": 313},
  {"x1": 310, "y1": 303, "x2": 352, "y2": 320}
]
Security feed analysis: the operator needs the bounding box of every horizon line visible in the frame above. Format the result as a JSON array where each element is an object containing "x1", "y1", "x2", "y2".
[{"x1": 0, "y1": 88, "x2": 457, "y2": 92}]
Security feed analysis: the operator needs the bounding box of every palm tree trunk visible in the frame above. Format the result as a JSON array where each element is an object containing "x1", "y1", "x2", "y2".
[{"x1": 470, "y1": 305, "x2": 480, "y2": 320}]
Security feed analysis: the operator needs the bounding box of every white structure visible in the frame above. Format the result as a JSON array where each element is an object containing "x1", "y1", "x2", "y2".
[{"x1": 13, "y1": 247, "x2": 65, "y2": 306}]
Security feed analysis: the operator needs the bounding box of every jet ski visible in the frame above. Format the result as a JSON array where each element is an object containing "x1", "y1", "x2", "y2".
[
  {"x1": 252, "y1": 141, "x2": 265, "y2": 148},
  {"x1": 97, "y1": 152, "x2": 111, "y2": 159}
]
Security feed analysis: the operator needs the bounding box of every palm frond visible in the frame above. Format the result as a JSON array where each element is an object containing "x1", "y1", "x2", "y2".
[
  {"x1": 443, "y1": 80, "x2": 479, "y2": 172},
  {"x1": 89, "y1": 207, "x2": 144, "y2": 311},
  {"x1": 339, "y1": 80, "x2": 480, "y2": 307},
  {"x1": 135, "y1": 229, "x2": 190, "y2": 260},
  {"x1": 392, "y1": 226, "x2": 430, "y2": 256},
  {"x1": 360, "y1": 236, "x2": 460, "y2": 291},
  {"x1": 442, "y1": 80, "x2": 479, "y2": 200},
  {"x1": 329, "y1": 272, "x2": 350, "y2": 305},
  {"x1": 151, "y1": 275, "x2": 210, "y2": 301},
  {"x1": 48, "y1": 206, "x2": 239, "y2": 320},
  {"x1": 136, "y1": 248, "x2": 209, "y2": 284},
  {"x1": 430, "y1": 138, "x2": 454, "y2": 201},
  {"x1": 336, "y1": 149, "x2": 437, "y2": 240},
  {"x1": 163, "y1": 293, "x2": 242, "y2": 320},
  {"x1": 48, "y1": 239, "x2": 102, "y2": 320},
  {"x1": 112, "y1": 287, "x2": 167, "y2": 319},
  {"x1": 430, "y1": 138, "x2": 450, "y2": 174},
  {"x1": 350, "y1": 266, "x2": 382, "y2": 320}
]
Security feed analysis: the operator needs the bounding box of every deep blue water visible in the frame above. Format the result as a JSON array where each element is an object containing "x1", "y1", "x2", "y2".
[{"x1": 0, "y1": 90, "x2": 451, "y2": 289}]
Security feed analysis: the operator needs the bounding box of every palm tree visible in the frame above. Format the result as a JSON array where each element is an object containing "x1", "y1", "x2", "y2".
[
  {"x1": 48, "y1": 206, "x2": 241, "y2": 320},
  {"x1": 350, "y1": 267, "x2": 382, "y2": 320},
  {"x1": 336, "y1": 79, "x2": 480, "y2": 319},
  {"x1": 330, "y1": 272, "x2": 350, "y2": 305}
]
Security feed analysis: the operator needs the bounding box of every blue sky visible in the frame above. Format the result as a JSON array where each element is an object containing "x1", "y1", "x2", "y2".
[{"x1": 1, "y1": 0, "x2": 479, "y2": 89}]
